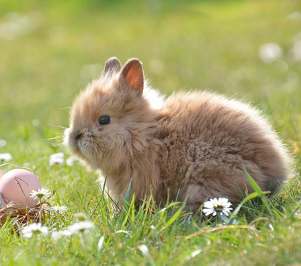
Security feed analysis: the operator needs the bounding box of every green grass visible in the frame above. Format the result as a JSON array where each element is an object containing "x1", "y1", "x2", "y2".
[{"x1": 0, "y1": 0, "x2": 301, "y2": 265}]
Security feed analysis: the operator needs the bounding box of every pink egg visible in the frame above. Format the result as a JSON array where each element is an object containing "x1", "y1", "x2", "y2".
[
  {"x1": 0, "y1": 169, "x2": 41, "y2": 206},
  {"x1": 0, "y1": 170, "x2": 4, "y2": 179}
]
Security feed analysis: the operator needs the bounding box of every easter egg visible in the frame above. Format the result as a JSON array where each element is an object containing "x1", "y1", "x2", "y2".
[
  {"x1": 0, "y1": 170, "x2": 4, "y2": 179},
  {"x1": 0, "y1": 169, "x2": 41, "y2": 206}
]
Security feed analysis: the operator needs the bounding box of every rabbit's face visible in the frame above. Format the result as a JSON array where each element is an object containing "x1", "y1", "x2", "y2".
[{"x1": 65, "y1": 57, "x2": 154, "y2": 169}]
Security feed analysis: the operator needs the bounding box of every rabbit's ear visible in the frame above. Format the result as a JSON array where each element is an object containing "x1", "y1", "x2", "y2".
[
  {"x1": 120, "y1": 58, "x2": 144, "y2": 95},
  {"x1": 102, "y1": 57, "x2": 122, "y2": 76}
]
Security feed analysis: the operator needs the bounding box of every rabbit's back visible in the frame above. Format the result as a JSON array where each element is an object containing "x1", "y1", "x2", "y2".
[{"x1": 156, "y1": 91, "x2": 289, "y2": 206}]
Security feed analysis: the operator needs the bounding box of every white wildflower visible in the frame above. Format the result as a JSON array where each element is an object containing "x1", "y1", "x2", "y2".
[
  {"x1": 52, "y1": 229, "x2": 72, "y2": 240},
  {"x1": 48, "y1": 205, "x2": 68, "y2": 212},
  {"x1": 259, "y1": 43, "x2": 282, "y2": 64},
  {"x1": 74, "y1": 213, "x2": 88, "y2": 221},
  {"x1": 203, "y1": 197, "x2": 233, "y2": 217},
  {"x1": 67, "y1": 221, "x2": 94, "y2": 234},
  {"x1": 49, "y1": 152, "x2": 64, "y2": 166},
  {"x1": 0, "y1": 153, "x2": 12, "y2": 162},
  {"x1": 30, "y1": 188, "x2": 51, "y2": 200},
  {"x1": 66, "y1": 157, "x2": 75, "y2": 166},
  {"x1": 22, "y1": 223, "x2": 48, "y2": 238},
  {"x1": 0, "y1": 139, "x2": 7, "y2": 147}
]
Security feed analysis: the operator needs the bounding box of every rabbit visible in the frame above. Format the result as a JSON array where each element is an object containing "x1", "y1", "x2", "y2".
[{"x1": 64, "y1": 57, "x2": 290, "y2": 211}]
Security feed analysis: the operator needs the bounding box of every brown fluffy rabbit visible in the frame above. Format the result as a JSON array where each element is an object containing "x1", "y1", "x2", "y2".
[{"x1": 65, "y1": 57, "x2": 290, "y2": 211}]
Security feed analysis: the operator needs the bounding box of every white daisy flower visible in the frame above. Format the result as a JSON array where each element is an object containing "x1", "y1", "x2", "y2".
[
  {"x1": 202, "y1": 197, "x2": 233, "y2": 217},
  {"x1": 66, "y1": 157, "x2": 75, "y2": 166},
  {"x1": 74, "y1": 213, "x2": 88, "y2": 222},
  {"x1": 52, "y1": 229, "x2": 72, "y2": 240},
  {"x1": 49, "y1": 152, "x2": 64, "y2": 166},
  {"x1": 22, "y1": 223, "x2": 49, "y2": 238},
  {"x1": 30, "y1": 188, "x2": 51, "y2": 200},
  {"x1": 0, "y1": 153, "x2": 12, "y2": 162},
  {"x1": 0, "y1": 139, "x2": 7, "y2": 147},
  {"x1": 258, "y1": 43, "x2": 282, "y2": 64},
  {"x1": 67, "y1": 221, "x2": 94, "y2": 234},
  {"x1": 48, "y1": 205, "x2": 68, "y2": 212}
]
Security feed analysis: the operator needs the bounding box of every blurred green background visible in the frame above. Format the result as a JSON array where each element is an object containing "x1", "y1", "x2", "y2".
[
  {"x1": 0, "y1": 2, "x2": 301, "y2": 264},
  {"x1": 0, "y1": 0, "x2": 300, "y2": 143}
]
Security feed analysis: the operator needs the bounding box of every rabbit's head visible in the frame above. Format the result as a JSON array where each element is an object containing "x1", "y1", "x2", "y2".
[{"x1": 65, "y1": 57, "x2": 160, "y2": 169}]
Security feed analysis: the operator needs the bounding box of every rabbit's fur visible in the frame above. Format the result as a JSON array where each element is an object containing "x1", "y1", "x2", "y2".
[{"x1": 65, "y1": 57, "x2": 289, "y2": 211}]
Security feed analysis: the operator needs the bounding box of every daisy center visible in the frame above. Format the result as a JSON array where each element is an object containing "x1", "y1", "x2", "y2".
[{"x1": 214, "y1": 205, "x2": 225, "y2": 212}]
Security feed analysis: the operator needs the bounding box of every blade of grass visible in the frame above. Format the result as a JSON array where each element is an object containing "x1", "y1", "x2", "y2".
[
  {"x1": 126, "y1": 226, "x2": 144, "y2": 246},
  {"x1": 160, "y1": 205, "x2": 183, "y2": 233},
  {"x1": 121, "y1": 178, "x2": 133, "y2": 223},
  {"x1": 243, "y1": 166, "x2": 274, "y2": 220},
  {"x1": 228, "y1": 191, "x2": 261, "y2": 225},
  {"x1": 124, "y1": 178, "x2": 133, "y2": 208}
]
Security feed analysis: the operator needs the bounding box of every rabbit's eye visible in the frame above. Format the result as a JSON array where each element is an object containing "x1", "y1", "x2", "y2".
[{"x1": 99, "y1": 116, "x2": 110, "y2": 125}]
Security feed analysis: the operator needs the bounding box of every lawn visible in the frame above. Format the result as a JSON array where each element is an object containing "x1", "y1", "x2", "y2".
[{"x1": 0, "y1": 0, "x2": 301, "y2": 265}]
